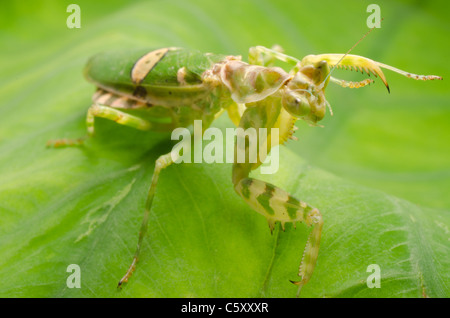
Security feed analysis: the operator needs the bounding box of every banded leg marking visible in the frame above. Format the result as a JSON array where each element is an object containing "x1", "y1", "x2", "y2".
[
  {"x1": 47, "y1": 104, "x2": 153, "y2": 148},
  {"x1": 234, "y1": 177, "x2": 323, "y2": 296},
  {"x1": 86, "y1": 104, "x2": 152, "y2": 136}
]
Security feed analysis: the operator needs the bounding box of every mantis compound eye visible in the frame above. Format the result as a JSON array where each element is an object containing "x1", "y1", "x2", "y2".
[
  {"x1": 313, "y1": 60, "x2": 330, "y2": 85},
  {"x1": 281, "y1": 90, "x2": 311, "y2": 118}
]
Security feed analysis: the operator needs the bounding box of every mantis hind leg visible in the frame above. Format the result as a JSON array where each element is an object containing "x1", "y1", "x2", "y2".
[{"x1": 46, "y1": 103, "x2": 153, "y2": 148}]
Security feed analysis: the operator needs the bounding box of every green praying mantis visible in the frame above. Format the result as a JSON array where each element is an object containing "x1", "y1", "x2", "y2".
[{"x1": 48, "y1": 31, "x2": 442, "y2": 296}]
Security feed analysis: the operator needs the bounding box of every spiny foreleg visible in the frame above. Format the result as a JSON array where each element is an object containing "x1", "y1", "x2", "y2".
[{"x1": 249, "y1": 45, "x2": 298, "y2": 68}]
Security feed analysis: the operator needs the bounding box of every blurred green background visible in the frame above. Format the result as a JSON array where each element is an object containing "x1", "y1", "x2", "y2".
[{"x1": 0, "y1": 0, "x2": 448, "y2": 298}]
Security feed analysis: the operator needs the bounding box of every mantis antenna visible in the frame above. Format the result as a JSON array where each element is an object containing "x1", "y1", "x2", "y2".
[{"x1": 318, "y1": 18, "x2": 384, "y2": 91}]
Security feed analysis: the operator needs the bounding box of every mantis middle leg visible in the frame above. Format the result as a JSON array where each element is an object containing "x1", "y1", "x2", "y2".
[{"x1": 232, "y1": 99, "x2": 323, "y2": 297}]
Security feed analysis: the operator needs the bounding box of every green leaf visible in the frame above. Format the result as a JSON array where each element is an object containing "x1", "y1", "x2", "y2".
[{"x1": 0, "y1": 0, "x2": 448, "y2": 298}]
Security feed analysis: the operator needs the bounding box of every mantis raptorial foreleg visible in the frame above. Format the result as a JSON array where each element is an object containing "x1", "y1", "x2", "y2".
[{"x1": 249, "y1": 45, "x2": 300, "y2": 68}]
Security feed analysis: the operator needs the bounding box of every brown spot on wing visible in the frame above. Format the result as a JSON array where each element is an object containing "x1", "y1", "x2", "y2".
[{"x1": 133, "y1": 86, "x2": 147, "y2": 99}]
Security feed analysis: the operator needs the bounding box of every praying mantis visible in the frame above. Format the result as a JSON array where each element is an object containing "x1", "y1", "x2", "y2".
[{"x1": 47, "y1": 34, "x2": 442, "y2": 296}]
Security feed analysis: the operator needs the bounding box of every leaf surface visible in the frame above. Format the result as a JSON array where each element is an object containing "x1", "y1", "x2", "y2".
[{"x1": 0, "y1": 0, "x2": 448, "y2": 298}]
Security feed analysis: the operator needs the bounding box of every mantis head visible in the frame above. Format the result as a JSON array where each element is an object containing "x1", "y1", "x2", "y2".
[{"x1": 280, "y1": 52, "x2": 442, "y2": 125}]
